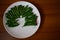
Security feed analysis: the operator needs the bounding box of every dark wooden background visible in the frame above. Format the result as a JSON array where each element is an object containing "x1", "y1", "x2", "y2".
[{"x1": 0, "y1": 0, "x2": 60, "y2": 40}]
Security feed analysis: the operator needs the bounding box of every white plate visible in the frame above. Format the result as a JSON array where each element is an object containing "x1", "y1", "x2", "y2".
[{"x1": 3, "y1": 1, "x2": 41, "y2": 38}]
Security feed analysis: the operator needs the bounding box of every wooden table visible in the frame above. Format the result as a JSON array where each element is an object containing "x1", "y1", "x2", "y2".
[{"x1": 0, "y1": 0, "x2": 60, "y2": 40}]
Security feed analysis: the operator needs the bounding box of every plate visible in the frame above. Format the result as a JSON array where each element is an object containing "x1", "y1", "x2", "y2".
[{"x1": 3, "y1": 1, "x2": 41, "y2": 38}]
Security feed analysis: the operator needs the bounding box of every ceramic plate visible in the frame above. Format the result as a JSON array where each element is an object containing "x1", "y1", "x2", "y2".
[{"x1": 3, "y1": 1, "x2": 41, "y2": 38}]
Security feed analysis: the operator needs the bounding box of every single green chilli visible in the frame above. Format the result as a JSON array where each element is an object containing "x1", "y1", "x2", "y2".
[{"x1": 6, "y1": 5, "x2": 37, "y2": 27}]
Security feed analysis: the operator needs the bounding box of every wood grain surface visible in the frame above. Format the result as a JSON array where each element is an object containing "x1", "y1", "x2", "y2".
[{"x1": 0, "y1": 0, "x2": 60, "y2": 40}]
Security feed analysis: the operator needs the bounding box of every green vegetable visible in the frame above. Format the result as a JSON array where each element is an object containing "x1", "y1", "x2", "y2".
[
  {"x1": 6, "y1": 19, "x2": 19, "y2": 27},
  {"x1": 6, "y1": 5, "x2": 37, "y2": 27}
]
